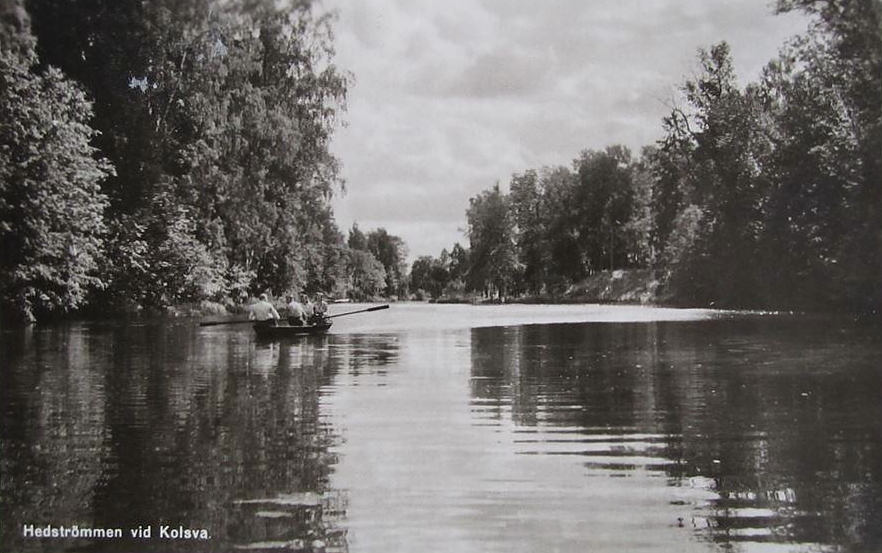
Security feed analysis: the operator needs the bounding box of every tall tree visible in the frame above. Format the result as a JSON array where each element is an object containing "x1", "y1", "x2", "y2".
[
  {"x1": 758, "y1": 33, "x2": 857, "y2": 308},
  {"x1": 177, "y1": 5, "x2": 348, "y2": 296},
  {"x1": 659, "y1": 43, "x2": 771, "y2": 306},
  {"x1": 466, "y1": 184, "x2": 518, "y2": 297},
  {"x1": 345, "y1": 249, "x2": 386, "y2": 300},
  {"x1": 365, "y1": 228, "x2": 407, "y2": 297},
  {"x1": 622, "y1": 148, "x2": 656, "y2": 268},
  {"x1": 572, "y1": 146, "x2": 636, "y2": 273},
  {"x1": 447, "y1": 242, "x2": 469, "y2": 284},
  {"x1": 347, "y1": 223, "x2": 367, "y2": 251},
  {"x1": 0, "y1": 1, "x2": 113, "y2": 321},
  {"x1": 509, "y1": 169, "x2": 548, "y2": 294},
  {"x1": 27, "y1": 0, "x2": 350, "y2": 306},
  {"x1": 410, "y1": 255, "x2": 449, "y2": 300},
  {"x1": 770, "y1": 0, "x2": 882, "y2": 312}
]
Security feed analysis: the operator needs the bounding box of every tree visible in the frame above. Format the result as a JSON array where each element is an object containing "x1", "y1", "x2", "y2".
[
  {"x1": 169, "y1": 5, "x2": 349, "y2": 297},
  {"x1": 572, "y1": 146, "x2": 636, "y2": 273},
  {"x1": 621, "y1": 148, "x2": 656, "y2": 268},
  {"x1": 0, "y1": 0, "x2": 34, "y2": 61},
  {"x1": 649, "y1": 116, "x2": 693, "y2": 272},
  {"x1": 410, "y1": 255, "x2": 450, "y2": 300},
  {"x1": 305, "y1": 224, "x2": 349, "y2": 298},
  {"x1": 348, "y1": 223, "x2": 367, "y2": 251},
  {"x1": 466, "y1": 184, "x2": 518, "y2": 297},
  {"x1": 658, "y1": 43, "x2": 771, "y2": 307},
  {"x1": 0, "y1": 3, "x2": 113, "y2": 321},
  {"x1": 758, "y1": 33, "x2": 857, "y2": 308},
  {"x1": 345, "y1": 249, "x2": 386, "y2": 300},
  {"x1": 766, "y1": 0, "x2": 882, "y2": 312},
  {"x1": 536, "y1": 166, "x2": 582, "y2": 290},
  {"x1": 365, "y1": 228, "x2": 407, "y2": 297},
  {"x1": 448, "y1": 243, "x2": 469, "y2": 284},
  {"x1": 509, "y1": 169, "x2": 548, "y2": 294},
  {"x1": 26, "y1": 0, "x2": 350, "y2": 306}
]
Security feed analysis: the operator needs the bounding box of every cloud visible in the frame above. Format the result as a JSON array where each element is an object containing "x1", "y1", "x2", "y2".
[
  {"x1": 446, "y1": 49, "x2": 555, "y2": 98},
  {"x1": 323, "y1": 0, "x2": 810, "y2": 260}
]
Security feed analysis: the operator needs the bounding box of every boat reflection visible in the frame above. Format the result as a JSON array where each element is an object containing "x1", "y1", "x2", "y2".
[{"x1": 0, "y1": 321, "x2": 349, "y2": 553}]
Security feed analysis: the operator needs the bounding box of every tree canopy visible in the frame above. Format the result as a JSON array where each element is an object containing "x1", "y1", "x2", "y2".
[
  {"x1": 441, "y1": 2, "x2": 880, "y2": 313},
  {"x1": 0, "y1": 1, "x2": 113, "y2": 322},
  {"x1": 1, "y1": 0, "x2": 362, "y2": 320}
]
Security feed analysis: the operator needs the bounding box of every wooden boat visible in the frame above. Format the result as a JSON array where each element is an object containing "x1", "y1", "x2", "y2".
[
  {"x1": 200, "y1": 304, "x2": 387, "y2": 338},
  {"x1": 253, "y1": 320, "x2": 332, "y2": 339}
]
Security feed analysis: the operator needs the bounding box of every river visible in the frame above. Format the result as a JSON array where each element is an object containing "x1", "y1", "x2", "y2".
[{"x1": 1, "y1": 303, "x2": 880, "y2": 552}]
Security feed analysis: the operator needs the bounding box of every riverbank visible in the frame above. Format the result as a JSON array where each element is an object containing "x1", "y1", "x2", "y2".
[
  {"x1": 9, "y1": 269, "x2": 874, "y2": 326},
  {"x1": 142, "y1": 272, "x2": 658, "y2": 319},
  {"x1": 534, "y1": 269, "x2": 658, "y2": 305},
  {"x1": 433, "y1": 269, "x2": 659, "y2": 306}
]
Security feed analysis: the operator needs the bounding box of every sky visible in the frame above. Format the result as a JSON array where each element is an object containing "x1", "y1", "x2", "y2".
[{"x1": 321, "y1": 0, "x2": 810, "y2": 262}]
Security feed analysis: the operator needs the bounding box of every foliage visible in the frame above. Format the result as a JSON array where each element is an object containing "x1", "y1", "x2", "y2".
[
  {"x1": 509, "y1": 169, "x2": 548, "y2": 294},
  {"x1": 0, "y1": 13, "x2": 113, "y2": 321},
  {"x1": 171, "y1": 5, "x2": 349, "y2": 296},
  {"x1": 449, "y1": 7, "x2": 879, "y2": 313},
  {"x1": 572, "y1": 146, "x2": 638, "y2": 274},
  {"x1": 345, "y1": 224, "x2": 407, "y2": 298},
  {"x1": 364, "y1": 228, "x2": 408, "y2": 297},
  {"x1": 465, "y1": 150, "x2": 650, "y2": 298},
  {"x1": 345, "y1": 249, "x2": 386, "y2": 300},
  {"x1": 658, "y1": 204, "x2": 710, "y2": 304},
  {"x1": 656, "y1": 43, "x2": 772, "y2": 307},
  {"x1": 4, "y1": 0, "x2": 880, "y2": 317},
  {"x1": 408, "y1": 243, "x2": 470, "y2": 301},
  {"x1": 12, "y1": 0, "x2": 352, "y2": 316},
  {"x1": 466, "y1": 184, "x2": 519, "y2": 297},
  {"x1": 763, "y1": 0, "x2": 882, "y2": 311},
  {"x1": 621, "y1": 150, "x2": 655, "y2": 268},
  {"x1": 347, "y1": 223, "x2": 367, "y2": 251},
  {"x1": 410, "y1": 255, "x2": 449, "y2": 300},
  {"x1": 447, "y1": 243, "x2": 469, "y2": 283}
]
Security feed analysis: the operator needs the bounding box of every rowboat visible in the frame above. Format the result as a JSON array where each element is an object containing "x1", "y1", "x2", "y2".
[
  {"x1": 199, "y1": 304, "x2": 388, "y2": 337},
  {"x1": 253, "y1": 320, "x2": 332, "y2": 339}
]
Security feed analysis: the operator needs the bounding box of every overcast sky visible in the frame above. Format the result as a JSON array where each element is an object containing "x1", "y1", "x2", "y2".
[{"x1": 321, "y1": 0, "x2": 810, "y2": 261}]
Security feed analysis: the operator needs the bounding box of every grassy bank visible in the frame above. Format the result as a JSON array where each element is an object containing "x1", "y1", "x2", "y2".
[
  {"x1": 561, "y1": 269, "x2": 658, "y2": 304},
  {"x1": 427, "y1": 270, "x2": 659, "y2": 305},
  {"x1": 510, "y1": 269, "x2": 658, "y2": 305}
]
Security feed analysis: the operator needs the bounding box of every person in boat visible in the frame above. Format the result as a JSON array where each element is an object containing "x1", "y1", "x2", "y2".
[
  {"x1": 310, "y1": 292, "x2": 329, "y2": 324},
  {"x1": 286, "y1": 293, "x2": 310, "y2": 326},
  {"x1": 248, "y1": 293, "x2": 281, "y2": 326},
  {"x1": 301, "y1": 293, "x2": 315, "y2": 323}
]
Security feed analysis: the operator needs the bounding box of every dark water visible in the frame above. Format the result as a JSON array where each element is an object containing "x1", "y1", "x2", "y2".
[{"x1": 1, "y1": 305, "x2": 881, "y2": 553}]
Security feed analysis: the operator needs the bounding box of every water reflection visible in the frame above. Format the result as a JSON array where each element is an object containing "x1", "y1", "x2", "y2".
[
  {"x1": 328, "y1": 334, "x2": 401, "y2": 381},
  {"x1": 1, "y1": 322, "x2": 348, "y2": 553},
  {"x1": 468, "y1": 319, "x2": 882, "y2": 551},
  {"x1": 2, "y1": 312, "x2": 881, "y2": 553}
]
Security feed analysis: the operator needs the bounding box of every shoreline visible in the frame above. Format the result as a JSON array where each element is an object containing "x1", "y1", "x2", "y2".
[
  {"x1": 2, "y1": 300, "x2": 877, "y2": 329},
  {"x1": 3, "y1": 266, "x2": 878, "y2": 327}
]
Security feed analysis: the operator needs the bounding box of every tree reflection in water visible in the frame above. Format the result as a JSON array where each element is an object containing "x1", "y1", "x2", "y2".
[
  {"x1": 0, "y1": 322, "x2": 357, "y2": 553},
  {"x1": 2, "y1": 316, "x2": 879, "y2": 552},
  {"x1": 469, "y1": 319, "x2": 882, "y2": 550}
]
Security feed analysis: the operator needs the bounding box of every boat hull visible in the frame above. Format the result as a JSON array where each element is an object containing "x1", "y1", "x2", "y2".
[{"x1": 253, "y1": 321, "x2": 332, "y2": 339}]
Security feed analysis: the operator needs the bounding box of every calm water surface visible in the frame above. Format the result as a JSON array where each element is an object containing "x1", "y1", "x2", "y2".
[{"x1": 1, "y1": 304, "x2": 881, "y2": 553}]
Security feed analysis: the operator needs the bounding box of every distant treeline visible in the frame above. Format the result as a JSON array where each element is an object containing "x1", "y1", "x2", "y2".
[
  {"x1": 0, "y1": 0, "x2": 409, "y2": 322},
  {"x1": 412, "y1": 1, "x2": 881, "y2": 314}
]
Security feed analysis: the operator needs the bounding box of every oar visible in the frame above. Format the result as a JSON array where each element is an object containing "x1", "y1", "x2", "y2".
[
  {"x1": 327, "y1": 304, "x2": 390, "y2": 319},
  {"x1": 198, "y1": 319, "x2": 256, "y2": 327}
]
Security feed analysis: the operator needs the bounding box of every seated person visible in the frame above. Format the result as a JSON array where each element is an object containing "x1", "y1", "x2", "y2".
[
  {"x1": 248, "y1": 293, "x2": 281, "y2": 326},
  {"x1": 286, "y1": 294, "x2": 308, "y2": 326},
  {"x1": 310, "y1": 292, "x2": 329, "y2": 324},
  {"x1": 301, "y1": 293, "x2": 315, "y2": 320}
]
